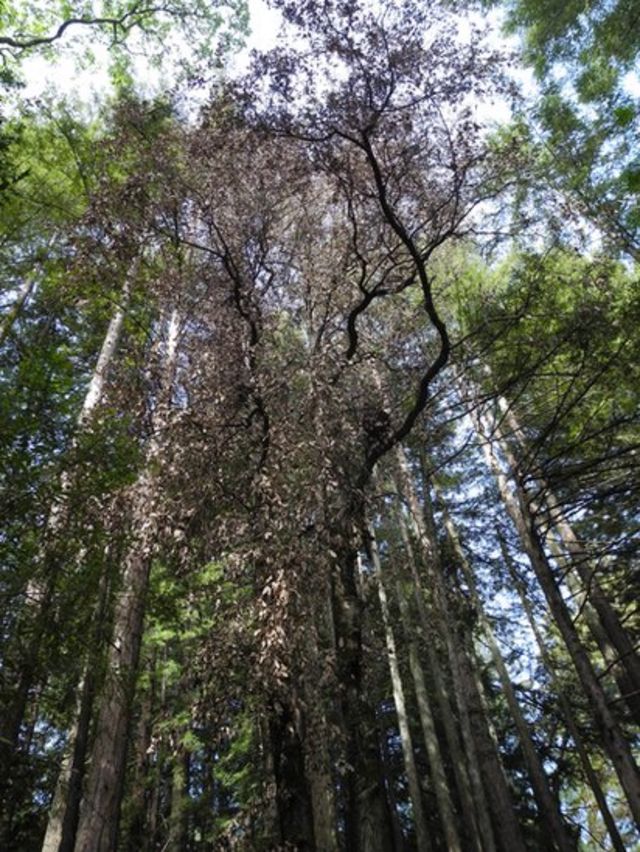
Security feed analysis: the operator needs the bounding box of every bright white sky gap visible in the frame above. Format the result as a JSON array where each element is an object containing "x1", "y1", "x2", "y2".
[{"x1": 17, "y1": 0, "x2": 536, "y2": 129}]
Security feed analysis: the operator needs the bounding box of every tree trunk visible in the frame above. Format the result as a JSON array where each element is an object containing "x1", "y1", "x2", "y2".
[
  {"x1": 393, "y1": 500, "x2": 492, "y2": 852},
  {"x1": 303, "y1": 626, "x2": 339, "y2": 852},
  {"x1": 0, "y1": 272, "x2": 135, "y2": 847},
  {"x1": 500, "y1": 531, "x2": 627, "y2": 852},
  {"x1": 167, "y1": 748, "x2": 189, "y2": 852},
  {"x1": 436, "y1": 490, "x2": 576, "y2": 852},
  {"x1": 331, "y1": 544, "x2": 395, "y2": 852},
  {"x1": 367, "y1": 522, "x2": 432, "y2": 852},
  {"x1": 269, "y1": 699, "x2": 316, "y2": 849},
  {"x1": 492, "y1": 389, "x2": 640, "y2": 724},
  {"x1": 123, "y1": 657, "x2": 156, "y2": 852},
  {"x1": 474, "y1": 408, "x2": 640, "y2": 828},
  {"x1": 73, "y1": 309, "x2": 180, "y2": 852},
  {"x1": 395, "y1": 445, "x2": 526, "y2": 852},
  {"x1": 41, "y1": 573, "x2": 110, "y2": 852}
]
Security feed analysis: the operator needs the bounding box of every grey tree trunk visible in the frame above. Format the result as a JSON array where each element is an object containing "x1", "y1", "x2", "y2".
[
  {"x1": 474, "y1": 407, "x2": 640, "y2": 829},
  {"x1": 436, "y1": 490, "x2": 576, "y2": 852},
  {"x1": 367, "y1": 522, "x2": 432, "y2": 852},
  {"x1": 395, "y1": 445, "x2": 527, "y2": 852},
  {"x1": 499, "y1": 532, "x2": 627, "y2": 852},
  {"x1": 73, "y1": 309, "x2": 181, "y2": 852}
]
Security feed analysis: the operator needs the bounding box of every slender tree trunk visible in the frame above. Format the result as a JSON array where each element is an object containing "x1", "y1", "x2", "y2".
[
  {"x1": 378, "y1": 722, "x2": 407, "y2": 850},
  {"x1": 0, "y1": 273, "x2": 135, "y2": 846},
  {"x1": 393, "y1": 501, "x2": 491, "y2": 852},
  {"x1": 474, "y1": 408, "x2": 640, "y2": 828},
  {"x1": 455, "y1": 632, "x2": 530, "y2": 852},
  {"x1": 331, "y1": 543, "x2": 395, "y2": 852},
  {"x1": 167, "y1": 748, "x2": 189, "y2": 852},
  {"x1": 394, "y1": 578, "x2": 464, "y2": 852},
  {"x1": 371, "y1": 489, "x2": 464, "y2": 852},
  {"x1": 499, "y1": 532, "x2": 627, "y2": 852},
  {"x1": 492, "y1": 389, "x2": 640, "y2": 723},
  {"x1": 548, "y1": 532, "x2": 640, "y2": 725},
  {"x1": 41, "y1": 573, "x2": 110, "y2": 852},
  {"x1": 395, "y1": 445, "x2": 527, "y2": 852},
  {"x1": 367, "y1": 523, "x2": 432, "y2": 852},
  {"x1": 436, "y1": 490, "x2": 576, "y2": 852},
  {"x1": 73, "y1": 309, "x2": 180, "y2": 852}
]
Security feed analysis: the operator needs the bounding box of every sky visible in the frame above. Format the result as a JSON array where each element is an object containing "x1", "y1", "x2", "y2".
[
  {"x1": 15, "y1": 0, "x2": 533, "y2": 129},
  {"x1": 9, "y1": 0, "x2": 640, "y2": 127},
  {"x1": 19, "y1": 0, "x2": 281, "y2": 107}
]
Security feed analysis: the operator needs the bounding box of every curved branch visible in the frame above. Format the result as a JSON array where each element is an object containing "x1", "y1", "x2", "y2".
[
  {"x1": 0, "y1": 4, "x2": 164, "y2": 51},
  {"x1": 354, "y1": 131, "x2": 452, "y2": 475}
]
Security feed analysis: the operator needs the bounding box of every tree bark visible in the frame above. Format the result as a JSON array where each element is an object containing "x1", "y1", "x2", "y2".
[
  {"x1": 395, "y1": 445, "x2": 526, "y2": 852},
  {"x1": 500, "y1": 531, "x2": 627, "y2": 852},
  {"x1": 303, "y1": 626, "x2": 339, "y2": 852},
  {"x1": 474, "y1": 407, "x2": 640, "y2": 828},
  {"x1": 436, "y1": 490, "x2": 576, "y2": 852},
  {"x1": 331, "y1": 544, "x2": 395, "y2": 852},
  {"x1": 269, "y1": 699, "x2": 316, "y2": 849},
  {"x1": 393, "y1": 499, "x2": 492, "y2": 852},
  {"x1": 0, "y1": 271, "x2": 135, "y2": 848},
  {"x1": 41, "y1": 574, "x2": 110, "y2": 852},
  {"x1": 167, "y1": 748, "x2": 189, "y2": 852},
  {"x1": 73, "y1": 309, "x2": 180, "y2": 852},
  {"x1": 367, "y1": 522, "x2": 432, "y2": 852}
]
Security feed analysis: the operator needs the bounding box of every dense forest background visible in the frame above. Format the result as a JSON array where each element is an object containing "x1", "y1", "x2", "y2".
[{"x1": 0, "y1": 0, "x2": 638, "y2": 850}]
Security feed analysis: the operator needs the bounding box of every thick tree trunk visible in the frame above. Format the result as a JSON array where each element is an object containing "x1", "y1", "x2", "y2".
[
  {"x1": 73, "y1": 309, "x2": 180, "y2": 852},
  {"x1": 331, "y1": 544, "x2": 395, "y2": 852},
  {"x1": 305, "y1": 731, "x2": 338, "y2": 852},
  {"x1": 123, "y1": 659, "x2": 156, "y2": 852},
  {"x1": 474, "y1": 408, "x2": 640, "y2": 828},
  {"x1": 367, "y1": 523, "x2": 432, "y2": 852},
  {"x1": 269, "y1": 699, "x2": 316, "y2": 849},
  {"x1": 303, "y1": 627, "x2": 339, "y2": 852},
  {"x1": 437, "y1": 492, "x2": 576, "y2": 852}
]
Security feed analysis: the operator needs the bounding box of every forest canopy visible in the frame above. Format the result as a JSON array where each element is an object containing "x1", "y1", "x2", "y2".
[{"x1": 0, "y1": 1, "x2": 638, "y2": 850}]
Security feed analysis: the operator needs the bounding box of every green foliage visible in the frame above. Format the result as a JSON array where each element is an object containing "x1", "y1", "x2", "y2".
[
  {"x1": 492, "y1": 0, "x2": 640, "y2": 258},
  {"x1": 0, "y1": 0, "x2": 250, "y2": 88}
]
